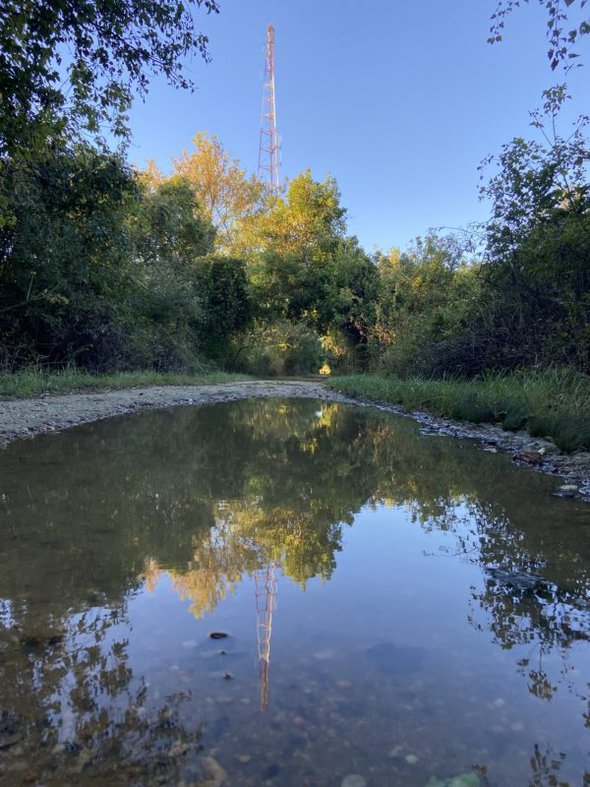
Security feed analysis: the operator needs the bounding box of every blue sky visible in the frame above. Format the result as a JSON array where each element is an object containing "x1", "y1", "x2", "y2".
[{"x1": 127, "y1": 0, "x2": 590, "y2": 253}]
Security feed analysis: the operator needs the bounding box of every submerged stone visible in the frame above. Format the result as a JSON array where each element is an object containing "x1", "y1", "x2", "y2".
[
  {"x1": 341, "y1": 775, "x2": 367, "y2": 787},
  {"x1": 425, "y1": 773, "x2": 480, "y2": 787},
  {"x1": 366, "y1": 642, "x2": 424, "y2": 674}
]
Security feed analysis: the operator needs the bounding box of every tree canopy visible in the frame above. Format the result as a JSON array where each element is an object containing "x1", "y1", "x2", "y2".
[{"x1": 0, "y1": 0, "x2": 219, "y2": 152}]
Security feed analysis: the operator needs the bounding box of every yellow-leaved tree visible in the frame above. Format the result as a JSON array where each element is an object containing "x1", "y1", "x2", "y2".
[{"x1": 172, "y1": 131, "x2": 265, "y2": 252}]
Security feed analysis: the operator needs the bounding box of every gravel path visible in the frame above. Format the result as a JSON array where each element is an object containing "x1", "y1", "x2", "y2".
[
  {"x1": 0, "y1": 381, "x2": 347, "y2": 447},
  {"x1": 1, "y1": 380, "x2": 588, "y2": 495}
]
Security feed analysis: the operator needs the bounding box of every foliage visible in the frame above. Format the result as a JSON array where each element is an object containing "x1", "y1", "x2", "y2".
[
  {"x1": 235, "y1": 320, "x2": 323, "y2": 377},
  {"x1": 372, "y1": 234, "x2": 482, "y2": 376},
  {"x1": 244, "y1": 169, "x2": 346, "y2": 261},
  {"x1": 188, "y1": 255, "x2": 251, "y2": 358},
  {"x1": 131, "y1": 174, "x2": 216, "y2": 268},
  {"x1": 168, "y1": 132, "x2": 265, "y2": 252},
  {"x1": 0, "y1": 143, "x2": 249, "y2": 373},
  {"x1": 469, "y1": 90, "x2": 590, "y2": 374},
  {"x1": 480, "y1": 86, "x2": 590, "y2": 259},
  {"x1": 0, "y1": 0, "x2": 219, "y2": 152},
  {"x1": 244, "y1": 171, "x2": 377, "y2": 369},
  {"x1": 0, "y1": 143, "x2": 140, "y2": 369},
  {"x1": 490, "y1": 0, "x2": 590, "y2": 71},
  {"x1": 327, "y1": 368, "x2": 590, "y2": 451}
]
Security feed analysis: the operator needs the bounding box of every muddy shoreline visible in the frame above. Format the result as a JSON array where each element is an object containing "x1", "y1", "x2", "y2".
[{"x1": 1, "y1": 381, "x2": 588, "y2": 497}]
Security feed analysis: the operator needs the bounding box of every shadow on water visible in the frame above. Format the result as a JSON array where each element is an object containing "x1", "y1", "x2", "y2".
[{"x1": 0, "y1": 399, "x2": 588, "y2": 785}]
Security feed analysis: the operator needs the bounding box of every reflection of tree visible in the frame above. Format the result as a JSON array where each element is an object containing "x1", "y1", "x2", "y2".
[
  {"x1": 0, "y1": 605, "x2": 203, "y2": 786},
  {"x1": 1, "y1": 397, "x2": 590, "y2": 779},
  {"x1": 528, "y1": 742, "x2": 571, "y2": 787}
]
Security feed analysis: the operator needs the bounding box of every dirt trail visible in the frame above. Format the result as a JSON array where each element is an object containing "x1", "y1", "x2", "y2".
[
  {"x1": 0, "y1": 381, "x2": 346, "y2": 447},
  {"x1": 1, "y1": 380, "x2": 588, "y2": 494}
]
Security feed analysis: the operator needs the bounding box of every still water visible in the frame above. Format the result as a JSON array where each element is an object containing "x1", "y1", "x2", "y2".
[{"x1": 0, "y1": 399, "x2": 589, "y2": 787}]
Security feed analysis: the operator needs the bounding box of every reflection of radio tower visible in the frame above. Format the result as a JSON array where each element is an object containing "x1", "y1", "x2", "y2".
[
  {"x1": 258, "y1": 24, "x2": 280, "y2": 193},
  {"x1": 254, "y1": 563, "x2": 277, "y2": 712}
]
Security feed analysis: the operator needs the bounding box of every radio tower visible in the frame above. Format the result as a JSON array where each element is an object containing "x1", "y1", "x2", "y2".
[
  {"x1": 255, "y1": 562, "x2": 277, "y2": 712},
  {"x1": 258, "y1": 24, "x2": 280, "y2": 193}
]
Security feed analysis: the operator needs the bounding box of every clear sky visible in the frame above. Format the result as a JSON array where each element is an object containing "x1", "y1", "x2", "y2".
[{"x1": 126, "y1": 0, "x2": 590, "y2": 253}]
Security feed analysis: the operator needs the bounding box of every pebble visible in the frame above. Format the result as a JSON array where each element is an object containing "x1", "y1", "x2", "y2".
[
  {"x1": 202, "y1": 756, "x2": 228, "y2": 786},
  {"x1": 388, "y1": 745, "x2": 404, "y2": 759},
  {"x1": 237, "y1": 754, "x2": 251, "y2": 764},
  {"x1": 405, "y1": 754, "x2": 419, "y2": 765},
  {"x1": 341, "y1": 775, "x2": 367, "y2": 787},
  {"x1": 449, "y1": 775, "x2": 481, "y2": 787},
  {"x1": 313, "y1": 649, "x2": 336, "y2": 660},
  {"x1": 552, "y1": 489, "x2": 576, "y2": 499},
  {"x1": 515, "y1": 450, "x2": 542, "y2": 465}
]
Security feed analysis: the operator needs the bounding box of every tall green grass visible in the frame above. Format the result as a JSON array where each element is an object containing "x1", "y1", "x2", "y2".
[
  {"x1": 0, "y1": 368, "x2": 252, "y2": 399},
  {"x1": 326, "y1": 369, "x2": 590, "y2": 452}
]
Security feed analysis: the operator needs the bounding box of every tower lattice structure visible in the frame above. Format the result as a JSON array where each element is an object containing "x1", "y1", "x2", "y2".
[
  {"x1": 258, "y1": 24, "x2": 280, "y2": 193},
  {"x1": 254, "y1": 562, "x2": 277, "y2": 712}
]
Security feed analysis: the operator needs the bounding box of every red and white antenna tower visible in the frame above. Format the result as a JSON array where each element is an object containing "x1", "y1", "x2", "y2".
[
  {"x1": 255, "y1": 562, "x2": 277, "y2": 712},
  {"x1": 258, "y1": 24, "x2": 280, "y2": 193}
]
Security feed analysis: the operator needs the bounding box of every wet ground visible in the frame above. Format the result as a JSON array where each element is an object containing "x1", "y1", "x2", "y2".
[{"x1": 0, "y1": 399, "x2": 588, "y2": 786}]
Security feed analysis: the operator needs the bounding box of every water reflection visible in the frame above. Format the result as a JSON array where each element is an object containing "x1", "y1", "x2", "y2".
[{"x1": 0, "y1": 399, "x2": 588, "y2": 785}]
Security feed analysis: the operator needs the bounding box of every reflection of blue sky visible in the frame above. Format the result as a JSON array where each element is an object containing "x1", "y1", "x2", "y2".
[{"x1": 118, "y1": 496, "x2": 589, "y2": 785}]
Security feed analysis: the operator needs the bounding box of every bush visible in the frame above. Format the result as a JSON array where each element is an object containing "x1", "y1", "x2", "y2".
[{"x1": 235, "y1": 320, "x2": 323, "y2": 377}]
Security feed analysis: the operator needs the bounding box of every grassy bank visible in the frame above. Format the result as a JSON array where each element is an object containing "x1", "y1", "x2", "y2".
[
  {"x1": 326, "y1": 370, "x2": 590, "y2": 452},
  {"x1": 0, "y1": 368, "x2": 252, "y2": 399}
]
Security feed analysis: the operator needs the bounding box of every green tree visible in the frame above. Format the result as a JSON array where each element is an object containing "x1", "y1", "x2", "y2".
[
  {"x1": 373, "y1": 234, "x2": 481, "y2": 376},
  {"x1": 244, "y1": 169, "x2": 346, "y2": 262},
  {"x1": 0, "y1": 143, "x2": 140, "y2": 368},
  {"x1": 189, "y1": 255, "x2": 251, "y2": 358},
  {"x1": 0, "y1": 0, "x2": 219, "y2": 153},
  {"x1": 242, "y1": 170, "x2": 376, "y2": 371},
  {"x1": 479, "y1": 85, "x2": 589, "y2": 260},
  {"x1": 132, "y1": 175, "x2": 216, "y2": 270},
  {"x1": 473, "y1": 86, "x2": 590, "y2": 372}
]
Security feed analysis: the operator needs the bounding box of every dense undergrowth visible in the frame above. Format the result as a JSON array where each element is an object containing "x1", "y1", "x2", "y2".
[{"x1": 327, "y1": 370, "x2": 590, "y2": 453}]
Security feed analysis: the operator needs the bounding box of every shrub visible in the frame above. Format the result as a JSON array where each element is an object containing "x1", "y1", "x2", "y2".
[{"x1": 236, "y1": 320, "x2": 323, "y2": 377}]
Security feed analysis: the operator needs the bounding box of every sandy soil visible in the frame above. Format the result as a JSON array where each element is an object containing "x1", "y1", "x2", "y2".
[{"x1": 1, "y1": 380, "x2": 588, "y2": 496}]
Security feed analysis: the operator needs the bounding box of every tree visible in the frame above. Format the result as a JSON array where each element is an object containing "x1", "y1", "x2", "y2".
[
  {"x1": 245, "y1": 169, "x2": 346, "y2": 261},
  {"x1": 0, "y1": 143, "x2": 140, "y2": 368},
  {"x1": 247, "y1": 172, "x2": 349, "y2": 324},
  {"x1": 132, "y1": 175, "x2": 216, "y2": 270},
  {"x1": 479, "y1": 85, "x2": 590, "y2": 260},
  {"x1": 0, "y1": 0, "x2": 219, "y2": 153},
  {"x1": 490, "y1": 0, "x2": 590, "y2": 70},
  {"x1": 188, "y1": 255, "x2": 252, "y2": 357},
  {"x1": 171, "y1": 132, "x2": 264, "y2": 252}
]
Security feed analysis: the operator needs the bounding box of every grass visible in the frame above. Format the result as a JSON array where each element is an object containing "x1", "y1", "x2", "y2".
[
  {"x1": 0, "y1": 368, "x2": 252, "y2": 399},
  {"x1": 326, "y1": 369, "x2": 590, "y2": 453}
]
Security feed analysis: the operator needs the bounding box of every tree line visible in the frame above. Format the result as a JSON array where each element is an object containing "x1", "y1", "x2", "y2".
[{"x1": 1, "y1": 1, "x2": 588, "y2": 378}]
